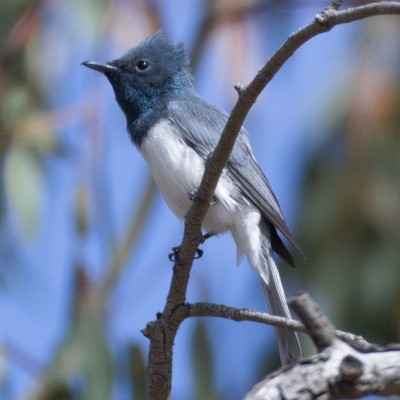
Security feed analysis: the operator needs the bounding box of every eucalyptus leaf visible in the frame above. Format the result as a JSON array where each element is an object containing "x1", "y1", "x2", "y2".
[
  {"x1": 4, "y1": 144, "x2": 43, "y2": 239},
  {"x1": 44, "y1": 314, "x2": 113, "y2": 400},
  {"x1": 27, "y1": 313, "x2": 113, "y2": 400},
  {"x1": 129, "y1": 345, "x2": 147, "y2": 400},
  {"x1": 191, "y1": 320, "x2": 217, "y2": 400}
]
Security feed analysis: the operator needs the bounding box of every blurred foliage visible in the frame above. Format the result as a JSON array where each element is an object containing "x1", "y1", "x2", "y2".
[
  {"x1": 4, "y1": 145, "x2": 42, "y2": 238},
  {"x1": 129, "y1": 345, "x2": 148, "y2": 400},
  {"x1": 191, "y1": 320, "x2": 218, "y2": 400},
  {"x1": 1, "y1": 0, "x2": 164, "y2": 398},
  {"x1": 26, "y1": 268, "x2": 113, "y2": 400},
  {"x1": 74, "y1": 182, "x2": 89, "y2": 235},
  {"x1": 28, "y1": 311, "x2": 113, "y2": 400},
  {"x1": 0, "y1": 0, "x2": 57, "y2": 240},
  {"x1": 297, "y1": 19, "x2": 400, "y2": 347}
]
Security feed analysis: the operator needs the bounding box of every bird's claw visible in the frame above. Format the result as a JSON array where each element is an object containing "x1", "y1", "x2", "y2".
[
  {"x1": 168, "y1": 246, "x2": 204, "y2": 262},
  {"x1": 187, "y1": 190, "x2": 197, "y2": 202},
  {"x1": 168, "y1": 246, "x2": 180, "y2": 262},
  {"x1": 195, "y1": 248, "x2": 204, "y2": 258},
  {"x1": 210, "y1": 195, "x2": 218, "y2": 205},
  {"x1": 187, "y1": 189, "x2": 218, "y2": 205}
]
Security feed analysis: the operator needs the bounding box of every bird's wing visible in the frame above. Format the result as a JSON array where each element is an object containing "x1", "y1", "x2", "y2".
[
  {"x1": 226, "y1": 157, "x2": 302, "y2": 254},
  {"x1": 166, "y1": 98, "x2": 301, "y2": 253},
  {"x1": 166, "y1": 97, "x2": 250, "y2": 165}
]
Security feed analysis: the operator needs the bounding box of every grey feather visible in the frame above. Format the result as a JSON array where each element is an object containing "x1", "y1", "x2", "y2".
[{"x1": 260, "y1": 232, "x2": 301, "y2": 366}]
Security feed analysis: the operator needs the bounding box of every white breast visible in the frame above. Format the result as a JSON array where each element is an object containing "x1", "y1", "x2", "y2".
[
  {"x1": 140, "y1": 119, "x2": 205, "y2": 218},
  {"x1": 140, "y1": 119, "x2": 242, "y2": 234},
  {"x1": 140, "y1": 118, "x2": 266, "y2": 271}
]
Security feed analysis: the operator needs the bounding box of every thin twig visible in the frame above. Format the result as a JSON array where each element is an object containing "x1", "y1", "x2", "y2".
[{"x1": 181, "y1": 301, "x2": 370, "y2": 348}]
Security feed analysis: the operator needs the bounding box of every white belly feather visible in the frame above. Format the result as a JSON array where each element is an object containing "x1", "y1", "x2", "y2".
[{"x1": 140, "y1": 119, "x2": 263, "y2": 267}]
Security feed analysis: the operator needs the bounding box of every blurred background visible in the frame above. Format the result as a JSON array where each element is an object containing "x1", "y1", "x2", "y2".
[{"x1": 1, "y1": 0, "x2": 400, "y2": 399}]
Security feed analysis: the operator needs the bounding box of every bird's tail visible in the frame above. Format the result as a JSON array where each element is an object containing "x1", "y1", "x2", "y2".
[{"x1": 258, "y1": 239, "x2": 301, "y2": 366}]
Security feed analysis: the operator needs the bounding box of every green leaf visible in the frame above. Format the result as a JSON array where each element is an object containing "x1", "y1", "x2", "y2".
[
  {"x1": 28, "y1": 313, "x2": 113, "y2": 400},
  {"x1": 191, "y1": 320, "x2": 217, "y2": 400},
  {"x1": 129, "y1": 344, "x2": 148, "y2": 400},
  {"x1": 74, "y1": 182, "x2": 89, "y2": 235},
  {"x1": 4, "y1": 144, "x2": 42, "y2": 239},
  {"x1": 48, "y1": 314, "x2": 113, "y2": 400}
]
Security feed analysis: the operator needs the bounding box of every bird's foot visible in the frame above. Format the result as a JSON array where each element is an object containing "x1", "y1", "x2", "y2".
[
  {"x1": 168, "y1": 232, "x2": 215, "y2": 262},
  {"x1": 168, "y1": 246, "x2": 204, "y2": 263},
  {"x1": 187, "y1": 189, "x2": 218, "y2": 205}
]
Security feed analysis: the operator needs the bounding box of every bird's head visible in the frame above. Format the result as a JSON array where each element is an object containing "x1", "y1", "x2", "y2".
[{"x1": 82, "y1": 31, "x2": 193, "y2": 122}]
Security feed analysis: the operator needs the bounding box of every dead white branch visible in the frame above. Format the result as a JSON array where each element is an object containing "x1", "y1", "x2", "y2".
[{"x1": 246, "y1": 292, "x2": 400, "y2": 399}]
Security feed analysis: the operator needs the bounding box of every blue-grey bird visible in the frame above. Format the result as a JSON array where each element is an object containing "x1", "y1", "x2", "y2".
[{"x1": 82, "y1": 31, "x2": 302, "y2": 366}]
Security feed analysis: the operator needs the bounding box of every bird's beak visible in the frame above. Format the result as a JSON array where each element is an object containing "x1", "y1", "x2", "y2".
[{"x1": 81, "y1": 61, "x2": 118, "y2": 73}]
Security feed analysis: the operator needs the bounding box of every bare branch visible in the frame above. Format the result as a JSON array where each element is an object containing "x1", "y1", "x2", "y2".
[
  {"x1": 246, "y1": 293, "x2": 400, "y2": 399},
  {"x1": 184, "y1": 302, "x2": 304, "y2": 331},
  {"x1": 329, "y1": 0, "x2": 343, "y2": 11},
  {"x1": 316, "y1": 1, "x2": 400, "y2": 26},
  {"x1": 181, "y1": 301, "x2": 371, "y2": 349},
  {"x1": 289, "y1": 291, "x2": 336, "y2": 350}
]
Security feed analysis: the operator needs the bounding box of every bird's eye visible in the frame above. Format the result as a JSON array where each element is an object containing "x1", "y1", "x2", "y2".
[{"x1": 136, "y1": 61, "x2": 149, "y2": 71}]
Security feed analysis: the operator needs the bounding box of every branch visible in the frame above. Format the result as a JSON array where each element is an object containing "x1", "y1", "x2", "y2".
[
  {"x1": 246, "y1": 292, "x2": 400, "y2": 399},
  {"x1": 143, "y1": 2, "x2": 400, "y2": 399},
  {"x1": 181, "y1": 301, "x2": 371, "y2": 349}
]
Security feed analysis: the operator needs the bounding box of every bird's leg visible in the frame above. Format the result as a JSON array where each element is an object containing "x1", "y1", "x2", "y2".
[
  {"x1": 168, "y1": 232, "x2": 216, "y2": 262},
  {"x1": 187, "y1": 189, "x2": 218, "y2": 205},
  {"x1": 169, "y1": 188, "x2": 217, "y2": 263},
  {"x1": 169, "y1": 189, "x2": 218, "y2": 262},
  {"x1": 199, "y1": 232, "x2": 215, "y2": 243}
]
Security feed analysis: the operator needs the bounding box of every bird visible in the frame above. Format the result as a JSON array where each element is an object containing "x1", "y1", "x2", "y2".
[{"x1": 82, "y1": 31, "x2": 302, "y2": 366}]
